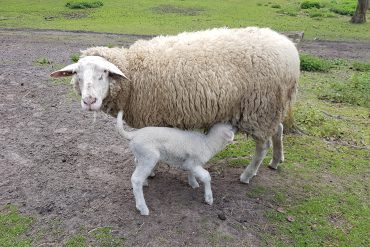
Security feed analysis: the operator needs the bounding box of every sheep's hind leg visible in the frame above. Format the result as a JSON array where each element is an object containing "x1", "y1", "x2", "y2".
[
  {"x1": 268, "y1": 123, "x2": 284, "y2": 170},
  {"x1": 191, "y1": 166, "x2": 213, "y2": 205},
  {"x1": 240, "y1": 139, "x2": 270, "y2": 184},
  {"x1": 131, "y1": 156, "x2": 158, "y2": 216}
]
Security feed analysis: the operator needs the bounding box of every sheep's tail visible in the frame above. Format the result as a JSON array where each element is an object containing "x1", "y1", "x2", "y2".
[{"x1": 116, "y1": 111, "x2": 134, "y2": 140}]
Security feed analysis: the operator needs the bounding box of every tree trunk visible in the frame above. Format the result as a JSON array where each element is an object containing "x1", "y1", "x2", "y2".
[{"x1": 351, "y1": 0, "x2": 369, "y2": 23}]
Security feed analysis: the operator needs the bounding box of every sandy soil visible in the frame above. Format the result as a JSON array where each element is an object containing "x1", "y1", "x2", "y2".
[{"x1": 0, "y1": 29, "x2": 368, "y2": 246}]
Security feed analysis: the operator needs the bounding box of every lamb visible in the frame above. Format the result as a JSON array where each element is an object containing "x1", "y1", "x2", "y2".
[
  {"x1": 50, "y1": 27, "x2": 300, "y2": 184},
  {"x1": 116, "y1": 111, "x2": 234, "y2": 215}
]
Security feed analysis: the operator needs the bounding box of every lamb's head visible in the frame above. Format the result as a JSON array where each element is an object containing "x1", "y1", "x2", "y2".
[
  {"x1": 207, "y1": 123, "x2": 236, "y2": 149},
  {"x1": 50, "y1": 56, "x2": 127, "y2": 111}
]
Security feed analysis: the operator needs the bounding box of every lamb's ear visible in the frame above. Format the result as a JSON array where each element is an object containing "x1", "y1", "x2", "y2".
[
  {"x1": 104, "y1": 61, "x2": 128, "y2": 79},
  {"x1": 50, "y1": 63, "x2": 79, "y2": 77}
]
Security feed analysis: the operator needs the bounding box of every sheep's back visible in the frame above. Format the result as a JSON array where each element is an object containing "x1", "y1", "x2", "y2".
[{"x1": 124, "y1": 27, "x2": 299, "y2": 138}]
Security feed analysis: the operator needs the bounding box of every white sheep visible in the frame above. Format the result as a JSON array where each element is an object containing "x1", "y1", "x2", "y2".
[
  {"x1": 116, "y1": 111, "x2": 234, "y2": 215},
  {"x1": 51, "y1": 27, "x2": 299, "y2": 184}
]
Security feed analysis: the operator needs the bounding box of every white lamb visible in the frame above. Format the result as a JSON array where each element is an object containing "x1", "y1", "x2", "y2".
[{"x1": 116, "y1": 111, "x2": 234, "y2": 215}]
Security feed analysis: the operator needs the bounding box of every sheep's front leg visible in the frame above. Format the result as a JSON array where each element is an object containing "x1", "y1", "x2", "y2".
[
  {"x1": 131, "y1": 158, "x2": 157, "y2": 216},
  {"x1": 188, "y1": 173, "x2": 200, "y2": 188},
  {"x1": 240, "y1": 139, "x2": 270, "y2": 184},
  {"x1": 269, "y1": 123, "x2": 284, "y2": 169},
  {"x1": 191, "y1": 166, "x2": 213, "y2": 205}
]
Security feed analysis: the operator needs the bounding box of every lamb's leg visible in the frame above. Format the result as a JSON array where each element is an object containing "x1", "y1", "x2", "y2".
[
  {"x1": 135, "y1": 157, "x2": 150, "y2": 187},
  {"x1": 191, "y1": 166, "x2": 213, "y2": 205},
  {"x1": 269, "y1": 123, "x2": 284, "y2": 169},
  {"x1": 188, "y1": 173, "x2": 200, "y2": 188},
  {"x1": 240, "y1": 139, "x2": 270, "y2": 184},
  {"x1": 131, "y1": 157, "x2": 157, "y2": 216}
]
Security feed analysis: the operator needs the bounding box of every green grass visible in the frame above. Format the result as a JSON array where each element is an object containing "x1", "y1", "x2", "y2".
[
  {"x1": 36, "y1": 57, "x2": 52, "y2": 65},
  {"x1": 319, "y1": 72, "x2": 370, "y2": 108},
  {"x1": 70, "y1": 53, "x2": 80, "y2": 63},
  {"x1": 300, "y1": 54, "x2": 333, "y2": 72},
  {"x1": 0, "y1": 208, "x2": 124, "y2": 247},
  {"x1": 300, "y1": 1, "x2": 322, "y2": 10},
  {"x1": 65, "y1": 234, "x2": 87, "y2": 247},
  {"x1": 329, "y1": 1, "x2": 356, "y2": 16},
  {"x1": 0, "y1": 205, "x2": 33, "y2": 247},
  {"x1": 0, "y1": 0, "x2": 369, "y2": 40},
  {"x1": 267, "y1": 191, "x2": 369, "y2": 246},
  {"x1": 65, "y1": 227, "x2": 125, "y2": 247},
  {"x1": 65, "y1": 1, "x2": 103, "y2": 10},
  {"x1": 352, "y1": 61, "x2": 370, "y2": 72}
]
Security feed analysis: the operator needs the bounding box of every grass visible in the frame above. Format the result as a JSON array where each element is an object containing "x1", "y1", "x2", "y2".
[
  {"x1": 65, "y1": 1, "x2": 103, "y2": 10},
  {"x1": 329, "y1": 1, "x2": 356, "y2": 16},
  {"x1": 300, "y1": 1, "x2": 322, "y2": 10},
  {"x1": 70, "y1": 53, "x2": 80, "y2": 63},
  {"x1": 0, "y1": 0, "x2": 369, "y2": 40},
  {"x1": 318, "y1": 72, "x2": 370, "y2": 107},
  {"x1": 0, "y1": 205, "x2": 33, "y2": 247},
  {"x1": 300, "y1": 53, "x2": 333, "y2": 72},
  {"x1": 65, "y1": 227, "x2": 125, "y2": 247},
  {"x1": 36, "y1": 57, "x2": 52, "y2": 65},
  {"x1": 65, "y1": 235, "x2": 86, "y2": 247},
  {"x1": 352, "y1": 61, "x2": 370, "y2": 72},
  {"x1": 0, "y1": 207, "x2": 124, "y2": 247}
]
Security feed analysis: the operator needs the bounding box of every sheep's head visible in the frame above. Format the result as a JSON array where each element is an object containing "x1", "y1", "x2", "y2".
[{"x1": 50, "y1": 56, "x2": 127, "y2": 111}]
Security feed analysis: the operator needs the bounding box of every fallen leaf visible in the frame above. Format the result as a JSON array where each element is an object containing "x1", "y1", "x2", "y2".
[
  {"x1": 287, "y1": 215, "x2": 295, "y2": 222},
  {"x1": 277, "y1": 207, "x2": 285, "y2": 213}
]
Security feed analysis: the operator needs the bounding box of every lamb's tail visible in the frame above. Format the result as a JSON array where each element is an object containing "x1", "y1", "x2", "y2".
[{"x1": 116, "y1": 111, "x2": 134, "y2": 140}]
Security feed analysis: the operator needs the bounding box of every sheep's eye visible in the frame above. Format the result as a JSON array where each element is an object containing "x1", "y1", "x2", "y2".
[{"x1": 104, "y1": 70, "x2": 108, "y2": 73}]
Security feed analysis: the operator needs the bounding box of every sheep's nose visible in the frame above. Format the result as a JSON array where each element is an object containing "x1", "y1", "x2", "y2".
[{"x1": 83, "y1": 96, "x2": 97, "y2": 105}]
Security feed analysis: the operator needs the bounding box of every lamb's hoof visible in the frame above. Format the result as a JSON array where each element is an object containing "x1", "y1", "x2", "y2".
[
  {"x1": 137, "y1": 205, "x2": 149, "y2": 216},
  {"x1": 205, "y1": 195, "x2": 213, "y2": 205},
  {"x1": 149, "y1": 171, "x2": 156, "y2": 178},
  {"x1": 189, "y1": 181, "x2": 200, "y2": 189}
]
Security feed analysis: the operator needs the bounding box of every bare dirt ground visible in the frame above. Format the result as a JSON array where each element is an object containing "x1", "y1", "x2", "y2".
[{"x1": 1, "y1": 29, "x2": 369, "y2": 246}]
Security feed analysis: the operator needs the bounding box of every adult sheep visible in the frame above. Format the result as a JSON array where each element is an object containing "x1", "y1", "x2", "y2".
[{"x1": 51, "y1": 27, "x2": 299, "y2": 184}]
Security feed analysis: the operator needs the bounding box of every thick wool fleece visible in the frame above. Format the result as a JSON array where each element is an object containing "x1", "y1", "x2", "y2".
[{"x1": 81, "y1": 27, "x2": 299, "y2": 140}]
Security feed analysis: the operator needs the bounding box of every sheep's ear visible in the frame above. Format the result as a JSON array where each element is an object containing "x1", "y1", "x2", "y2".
[
  {"x1": 50, "y1": 63, "x2": 79, "y2": 77},
  {"x1": 103, "y1": 61, "x2": 128, "y2": 79}
]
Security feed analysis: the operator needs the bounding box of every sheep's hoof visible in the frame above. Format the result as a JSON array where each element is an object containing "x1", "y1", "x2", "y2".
[
  {"x1": 280, "y1": 156, "x2": 285, "y2": 163},
  {"x1": 149, "y1": 171, "x2": 156, "y2": 178},
  {"x1": 268, "y1": 159, "x2": 284, "y2": 170},
  {"x1": 268, "y1": 162, "x2": 278, "y2": 170},
  {"x1": 240, "y1": 173, "x2": 253, "y2": 184}
]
